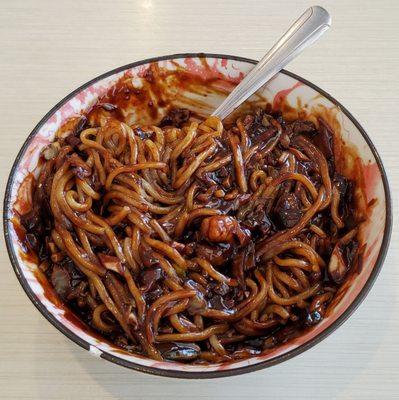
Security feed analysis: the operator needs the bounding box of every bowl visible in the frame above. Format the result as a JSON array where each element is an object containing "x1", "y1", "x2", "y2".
[{"x1": 3, "y1": 53, "x2": 392, "y2": 378}]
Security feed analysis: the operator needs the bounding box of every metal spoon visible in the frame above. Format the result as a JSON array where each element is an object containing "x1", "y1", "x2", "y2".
[{"x1": 212, "y1": 6, "x2": 331, "y2": 120}]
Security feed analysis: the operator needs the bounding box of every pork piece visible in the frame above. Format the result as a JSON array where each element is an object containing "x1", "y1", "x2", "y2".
[
  {"x1": 139, "y1": 266, "x2": 164, "y2": 293},
  {"x1": 313, "y1": 118, "x2": 334, "y2": 159},
  {"x1": 273, "y1": 192, "x2": 303, "y2": 229},
  {"x1": 333, "y1": 173, "x2": 349, "y2": 197},
  {"x1": 50, "y1": 258, "x2": 85, "y2": 300},
  {"x1": 51, "y1": 264, "x2": 72, "y2": 300},
  {"x1": 200, "y1": 215, "x2": 250, "y2": 245},
  {"x1": 64, "y1": 134, "x2": 81, "y2": 149},
  {"x1": 98, "y1": 253, "x2": 124, "y2": 275},
  {"x1": 285, "y1": 120, "x2": 316, "y2": 137},
  {"x1": 158, "y1": 342, "x2": 200, "y2": 362},
  {"x1": 240, "y1": 200, "x2": 272, "y2": 237},
  {"x1": 232, "y1": 241, "x2": 255, "y2": 285},
  {"x1": 194, "y1": 242, "x2": 234, "y2": 266},
  {"x1": 241, "y1": 109, "x2": 277, "y2": 143},
  {"x1": 159, "y1": 108, "x2": 191, "y2": 128},
  {"x1": 68, "y1": 153, "x2": 91, "y2": 179},
  {"x1": 328, "y1": 229, "x2": 359, "y2": 283}
]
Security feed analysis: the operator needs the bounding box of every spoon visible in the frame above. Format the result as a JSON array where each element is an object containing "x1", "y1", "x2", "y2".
[{"x1": 212, "y1": 6, "x2": 331, "y2": 120}]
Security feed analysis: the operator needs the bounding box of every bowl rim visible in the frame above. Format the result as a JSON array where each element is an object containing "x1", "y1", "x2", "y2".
[{"x1": 3, "y1": 52, "x2": 392, "y2": 379}]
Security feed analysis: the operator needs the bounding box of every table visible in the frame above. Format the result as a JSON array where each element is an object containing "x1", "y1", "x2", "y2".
[{"x1": 1, "y1": 1, "x2": 398, "y2": 398}]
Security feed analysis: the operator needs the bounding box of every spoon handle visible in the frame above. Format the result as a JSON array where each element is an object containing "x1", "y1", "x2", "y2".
[{"x1": 212, "y1": 6, "x2": 331, "y2": 120}]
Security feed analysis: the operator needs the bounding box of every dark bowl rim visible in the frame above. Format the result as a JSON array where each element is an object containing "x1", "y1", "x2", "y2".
[{"x1": 3, "y1": 52, "x2": 392, "y2": 379}]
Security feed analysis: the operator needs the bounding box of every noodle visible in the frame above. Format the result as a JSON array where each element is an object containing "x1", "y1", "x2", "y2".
[{"x1": 21, "y1": 105, "x2": 360, "y2": 364}]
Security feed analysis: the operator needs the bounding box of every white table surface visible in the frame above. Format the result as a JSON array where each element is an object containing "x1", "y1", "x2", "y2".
[{"x1": 1, "y1": 0, "x2": 398, "y2": 398}]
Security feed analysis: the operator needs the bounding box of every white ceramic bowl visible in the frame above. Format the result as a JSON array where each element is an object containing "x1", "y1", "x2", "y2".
[{"x1": 3, "y1": 54, "x2": 392, "y2": 378}]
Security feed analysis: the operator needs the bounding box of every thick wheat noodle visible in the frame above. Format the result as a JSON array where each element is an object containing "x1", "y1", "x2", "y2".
[
  {"x1": 229, "y1": 135, "x2": 248, "y2": 193},
  {"x1": 293, "y1": 135, "x2": 332, "y2": 209},
  {"x1": 256, "y1": 186, "x2": 325, "y2": 259},
  {"x1": 189, "y1": 271, "x2": 209, "y2": 287},
  {"x1": 150, "y1": 219, "x2": 172, "y2": 242},
  {"x1": 249, "y1": 170, "x2": 268, "y2": 191},
  {"x1": 273, "y1": 255, "x2": 310, "y2": 269},
  {"x1": 236, "y1": 118, "x2": 249, "y2": 150},
  {"x1": 199, "y1": 116, "x2": 223, "y2": 134},
  {"x1": 65, "y1": 190, "x2": 92, "y2": 212},
  {"x1": 77, "y1": 178, "x2": 102, "y2": 200},
  {"x1": 141, "y1": 178, "x2": 183, "y2": 204},
  {"x1": 130, "y1": 226, "x2": 142, "y2": 264},
  {"x1": 174, "y1": 207, "x2": 221, "y2": 237},
  {"x1": 186, "y1": 183, "x2": 198, "y2": 210},
  {"x1": 189, "y1": 138, "x2": 215, "y2": 155},
  {"x1": 170, "y1": 122, "x2": 198, "y2": 161},
  {"x1": 272, "y1": 275, "x2": 291, "y2": 299},
  {"x1": 198, "y1": 154, "x2": 232, "y2": 174},
  {"x1": 122, "y1": 237, "x2": 139, "y2": 273},
  {"x1": 151, "y1": 295, "x2": 191, "y2": 333},
  {"x1": 209, "y1": 334, "x2": 227, "y2": 355},
  {"x1": 267, "y1": 266, "x2": 321, "y2": 306},
  {"x1": 309, "y1": 223, "x2": 327, "y2": 238},
  {"x1": 80, "y1": 128, "x2": 110, "y2": 155},
  {"x1": 234, "y1": 317, "x2": 279, "y2": 336},
  {"x1": 126, "y1": 126, "x2": 138, "y2": 164},
  {"x1": 152, "y1": 302, "x2": 173, "y2": 334},
  {"x1": 173, "y1": 143, "x2": 216, "y2": 189},
  {"x1": 145, "y1": 290, "x2": 197, "y2": 343},
  {"x1": 105, "y1": 206, "x2": 130, "y2": 226},
  {"x1": 263, "y1": 304, "x2": 290, "y2": 320},
  {"x1": 262, "y1": 240, "x2": 323, "y2": 270},
  {"x1": 163, "y1": 298, "x2": 190, "y2": 317},
  {"x1": 75, "y1": 261, "x2": 135, "y2": 343},
  {"x1": 103, "y1": 190, "x2": 149, "y2": 212},
  {"x1": 124, "y1": 268, "x2": 146, "y2": 320},
  {"x1": 76, "y1": 227, "x2": 99, "y2": 262},
  {"x1": 233, "y1": 279, "x2": 259, "y2": 310},
  {"x1": 194, "y1": 258, "x2": 238, "y2": 286},
  {"x1": 86, "y1": 212, "x2": 126, "y2": 263},
  {"x1": 193, "y1": 315, "x2": 204, "y2": 330},
  {"x1": 170, "y1": 314, "x2": 199, "y2": 333},
  {"x1": 56, "y1": 225, "x2": 105, "y2": 275},
  {"x1": 144, "y1": 139, "x2": 160, "y2": 162},
  {"x1": 310, "y1": 292, "x2": 334, "y2": 312},
  {"x1": 272, "y1": 265, "x2": 302, "y2": 292},
  {"x1": 292, "y1": 246, "x2": 326, "y2": 268},
  {"x1": 191, "y1": 130, "x2": 220, "y2": 148},
  {"x1": 51, "y1": 229, "x2": 66, "y2": 252},
  {"x1": 199, "y1": 272, "x2": 267, "y2": 322},
  {"x1": 108, "y1": 187, "x2": 175, "y2": 214},
  {"x1": 103, "y1": 274, "x2": 131, "y2": 319},
  {"x1": 126, "y1": 211, "x2": 152, "y2": 233},
  {"x1": 116, "y1": 174, "x2": 149, "y2": 199},
  {"x1": 262, "y1": 172, "x2": 318, "y2": 201},
  {"x1": 169, "y1": 314, "x2": 189, "y2": 333},
  {"x1": 105, "y1": 162, "x2": 167, "y2": 190},
  {"x1": 150, "y1": 125, "x2": 165, "y2": 150},
  {"x1": 108, "y1": 182, "x2": 148, "y2": 202},
  {"x1": 291, "y1": 267, "x2": 310, "y2": 288},
  {"x1": 155, "y1": 324, "x2": 229, "y2": 343},
  {"x1": 53, "y1": 171, "x2": 104, "y2": 234},
  {"x1": 152, "y1": 252, "x2": 182, "y2": 288},
  {"x1": 92, "y1": 304, "x2": 116, "y2": 332},
  {"x1": 144, "y1": 236, "x2": 187, "y2": 269},
  {"x1": 331, "y1": 185, "x2": 345, "y2": 228}
]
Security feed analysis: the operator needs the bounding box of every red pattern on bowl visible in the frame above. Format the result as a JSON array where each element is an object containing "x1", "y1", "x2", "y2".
[{"x1": 3, "y1": 54, "x2": 391, "y2": 378}]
